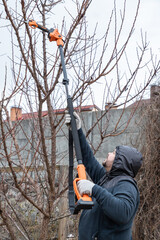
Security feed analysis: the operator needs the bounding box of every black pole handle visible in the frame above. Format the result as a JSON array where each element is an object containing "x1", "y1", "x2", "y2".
[
  {"x1": 67, "y1": 97, "x2": 83, "y2": 164},
  {"x1": 37, "y1": 24, "x2": 49, "y2": 33},
  {"x1": 59, "y1": 45, "x2": 83, "y2": 164}
]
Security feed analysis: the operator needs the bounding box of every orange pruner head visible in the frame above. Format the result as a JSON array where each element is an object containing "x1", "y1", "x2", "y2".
[{"x1": 28, "y1": 20, "x2": 38, "y2": 29}]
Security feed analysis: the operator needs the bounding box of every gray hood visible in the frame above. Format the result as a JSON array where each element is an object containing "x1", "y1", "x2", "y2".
[{"x1": 109, "y1": 146, "x2": 143, "y2": 178}]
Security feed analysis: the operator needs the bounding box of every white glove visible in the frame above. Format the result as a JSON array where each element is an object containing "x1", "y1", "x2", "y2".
[
  {"x1": 77, "y1": 179, "x2": 95, "y2": 196},
  {"x1": 65, "y1": 111, "x2": 81, "y2": 130}
]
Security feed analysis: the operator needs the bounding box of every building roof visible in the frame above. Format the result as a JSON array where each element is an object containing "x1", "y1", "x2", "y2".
[
  {"x1": 127, "y1": 99, "x2": 150, "y2": 109},
  {"x1": 18, "y1": 105, "x2": 101, "y2": 120}
]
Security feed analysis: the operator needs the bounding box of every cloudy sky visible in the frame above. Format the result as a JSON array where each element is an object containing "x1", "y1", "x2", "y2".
[{"x1": 0, "y1": 0, "x2": 160, "y2": 109}]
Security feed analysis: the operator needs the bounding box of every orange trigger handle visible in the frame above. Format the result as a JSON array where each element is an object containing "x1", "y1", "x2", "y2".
[{"x1": 73, "y1": 164, "x2": 92, "y2": 202}]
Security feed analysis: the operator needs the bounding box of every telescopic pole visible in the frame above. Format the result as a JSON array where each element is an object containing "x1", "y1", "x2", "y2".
[{"x1": 27, "y1": 20, "x2": 94, "y2": 213}]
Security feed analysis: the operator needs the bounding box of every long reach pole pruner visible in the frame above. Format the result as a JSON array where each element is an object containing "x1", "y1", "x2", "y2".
[{"x1": 27, "y1": 19, "x2": 94, "y2": 214}]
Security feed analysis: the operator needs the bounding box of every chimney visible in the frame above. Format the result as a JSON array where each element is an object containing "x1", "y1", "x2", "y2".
[
  {"x1": 150, "y1": 85, "x2": 160, "y2": 102},
  {"x1": 10, "y1": 106, "x2": 22, "y2": 121},
  {"x1": 105, "y1": 102, "x2": 117, "y2": 110}
]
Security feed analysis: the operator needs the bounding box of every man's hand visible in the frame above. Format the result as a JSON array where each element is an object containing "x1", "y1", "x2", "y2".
[
  {"x1": 65, "y1": 111, "x2": 81, "y2": 130},
  {"x1": 77, "y1": 179, "x2": 95, "y2": 196}
]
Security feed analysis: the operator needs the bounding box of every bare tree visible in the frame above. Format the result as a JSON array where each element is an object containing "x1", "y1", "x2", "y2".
[
  {"x1": 0, "y1": 0, "x2": 160, "y2": 239},
  {"x1": 133, "y1": 84, "x2": 160, "y2": 240}
]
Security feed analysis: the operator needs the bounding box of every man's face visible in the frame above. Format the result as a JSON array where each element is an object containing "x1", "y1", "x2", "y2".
[{"x1": 102, "y1": 150, "x2": 116, "y2": 172}]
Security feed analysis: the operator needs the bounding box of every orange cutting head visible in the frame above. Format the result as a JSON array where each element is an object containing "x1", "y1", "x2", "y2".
[
  {"x1": 28, "y1": 20, "x2": 38, "y2": 29},
  {"x1": 27, "y1": 20, "x2": 64, "y2": 46}
]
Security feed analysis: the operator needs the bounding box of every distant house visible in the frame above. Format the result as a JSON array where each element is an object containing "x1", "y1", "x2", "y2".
[{"x1": 10, "y1": 85, "x2": 160, "y2": 121}]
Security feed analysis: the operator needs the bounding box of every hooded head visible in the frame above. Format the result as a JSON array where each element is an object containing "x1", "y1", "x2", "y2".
[{"x1": 109, "y1": 146, "x2": 143, "y2": 178}]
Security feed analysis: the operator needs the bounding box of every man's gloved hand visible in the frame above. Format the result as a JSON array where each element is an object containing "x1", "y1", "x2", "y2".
[
  {"x1": 65, "y1": 111, "x2": 81, "y2": 130},
  {"x1": 77, "y1": 179, "x2": 95, "y2": 196}
]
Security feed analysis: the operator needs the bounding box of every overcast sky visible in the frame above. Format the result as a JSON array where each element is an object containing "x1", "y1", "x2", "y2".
[{"x1": 0, "y1": 0, "x2": 160, "y2": 109}]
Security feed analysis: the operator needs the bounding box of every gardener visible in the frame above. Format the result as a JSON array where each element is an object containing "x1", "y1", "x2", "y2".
[{"x1": 65, "y1": 112, "x2": 143, "y2": 240}]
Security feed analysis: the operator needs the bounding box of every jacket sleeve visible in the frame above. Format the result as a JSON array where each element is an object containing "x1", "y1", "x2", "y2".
[
  {"x1": 92, "y1": 180, "x2": 139, "y2": 224},
  {"x1": 78, "y1": 128, "x2": 106, "y2": 183}
]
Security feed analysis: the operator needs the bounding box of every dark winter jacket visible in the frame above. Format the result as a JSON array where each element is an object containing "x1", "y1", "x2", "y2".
[{"x1": 78, "y1": 128, "x2": 143, "y2": 240}]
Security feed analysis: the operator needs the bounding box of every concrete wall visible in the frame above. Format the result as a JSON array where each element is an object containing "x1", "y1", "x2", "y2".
[{"x1": 0, "y1": 107, "x2": 144, "y2": 169}]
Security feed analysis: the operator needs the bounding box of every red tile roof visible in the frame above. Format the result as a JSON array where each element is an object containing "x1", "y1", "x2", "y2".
[{"x1": 20, "y1": 105, "x2": 101, "y2": 120}]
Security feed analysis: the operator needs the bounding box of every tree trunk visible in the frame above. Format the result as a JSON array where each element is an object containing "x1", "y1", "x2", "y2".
[
  {"x1": 39, "y1": 216, "x2": 50, "y2": 240},
  {"x1": 58, "y1": 166, "x2": 68, "y2": 240}
]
